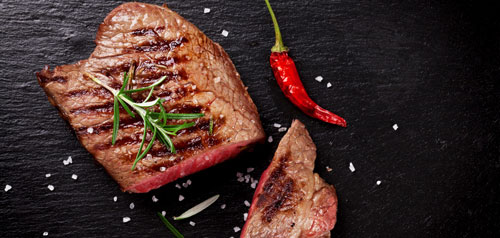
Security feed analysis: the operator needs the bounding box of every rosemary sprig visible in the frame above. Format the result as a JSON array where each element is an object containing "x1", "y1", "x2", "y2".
[
  {"x1": 157, "y1": 212, "x2": 184, "y2": 238},
  {"x1": 85, "y1": 71, "x2": 204, "y2": 170},
  {"x1": 173, "y1": 194, "x2": 219, "y2": 220}
]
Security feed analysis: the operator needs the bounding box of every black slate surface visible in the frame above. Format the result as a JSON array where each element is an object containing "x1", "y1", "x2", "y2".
[{"x1": 1, "y1": 0, "x2": 499, "y2": 237}]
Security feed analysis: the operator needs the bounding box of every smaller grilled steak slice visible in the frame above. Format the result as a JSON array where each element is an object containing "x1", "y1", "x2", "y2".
[
  {"x1": 241, "y1": 120, "x2": 337, "y2": 238},
  {"x1": 36, "y1": 3, "x2": 265, "y2": 193}
]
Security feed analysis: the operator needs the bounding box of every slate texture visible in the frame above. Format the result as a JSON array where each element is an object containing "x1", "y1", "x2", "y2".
[{"x1": 0, "y1": 0, "x2": 499, "y2": 237}]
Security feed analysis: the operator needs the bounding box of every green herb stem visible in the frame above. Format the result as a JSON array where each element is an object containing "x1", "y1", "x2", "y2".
[{"x1": 157, "y1": 212, "x2": 184, "y2": 238}]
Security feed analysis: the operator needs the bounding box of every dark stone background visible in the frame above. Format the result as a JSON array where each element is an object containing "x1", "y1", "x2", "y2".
[{"x1": 1, "y1": 0, "x2": 499, "y2": 237}]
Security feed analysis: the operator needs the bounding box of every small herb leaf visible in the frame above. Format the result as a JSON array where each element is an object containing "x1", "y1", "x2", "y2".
[{"x1": 173, "y1": 194, "x2": 220, "y2": 220}]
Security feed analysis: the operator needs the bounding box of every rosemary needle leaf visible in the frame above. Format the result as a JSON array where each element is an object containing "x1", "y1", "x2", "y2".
[
  {"x1": 209, "y1": 116, "x2": 214, "y2": 135},
  {"x1": 135, "y1": 98, "x2": 160, "y2": 108},
  {"x1": 124, "y1": 76, "x2": 167, "y2": 93},
  {"x1": 163, "y1": 122, "x2": 196, "y2": 134},
  {"x1": 132, "y1": 126, "x2": 157, "y2": 170},
  {"x1": 157, "y1": 212, "x2": 184, "y2": 238},
  {"x1": 117, "y1": 97, "x2": 135, "y2": 118},
  {"x1": 173, "y1": 194, "x2": 220, "y2": 220},
  {"x1": 112, "y1": 98, "x2": 120, "y2": 145},
  {"x1": 143, "y1": 87, "x2": 155, "y2": 103}
]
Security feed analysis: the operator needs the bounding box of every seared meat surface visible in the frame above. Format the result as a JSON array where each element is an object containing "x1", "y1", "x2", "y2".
[
  {"x1": 241, "y1": 120, "x2": 337, "y2": 238},
  {"x1": 36, "y1": 2, "x2": 264, "y2": 193}
]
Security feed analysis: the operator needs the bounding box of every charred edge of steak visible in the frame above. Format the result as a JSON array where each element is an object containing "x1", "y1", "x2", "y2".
[
  {"x1": 257, "y1": 154, "x2": 296, "y2": 223},
  {"x1": 132, "y1": 37, "x2": 188, "y2": 53},
  {"x1": 131, "y1": 26, "x2": 165, "y2": 36}
]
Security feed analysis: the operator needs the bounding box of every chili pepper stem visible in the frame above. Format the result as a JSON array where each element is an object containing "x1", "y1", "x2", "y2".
[{"x1": 265, "y1": 0, "x2": 289, "y2": 53}]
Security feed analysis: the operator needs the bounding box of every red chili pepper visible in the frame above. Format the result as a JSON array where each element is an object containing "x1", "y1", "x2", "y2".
[{"x1": 265, "y1": 0, "x2": 347, "y2": 127}]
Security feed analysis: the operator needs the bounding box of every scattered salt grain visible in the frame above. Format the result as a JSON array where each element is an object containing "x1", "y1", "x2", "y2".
[
  {"x1": 152, "y1": 195, "x2": 159, "y2": 203},
  {"x1": 326, "y1": 166, "x2": 333, "y2": 172},
  {"x1": 43, "y1": 231, "x2": 48, "y2": 236},
  {"x1": 129, "y1": 202, "x2": 135, "y2": 209},
  {"x1": 214, "y1": 77, "x2": 221, "y2": 83},
  {"x1": 179, "y1": 195, "x2": 185, "y2": 201},
  {"x1": 71, "y1": 174, "x2": 78, "y2": 180},
  {"x1": 4, "y1": 184, "x2": 12, "y2": 192},
  {"x1": 349, "y1": 162, "x2": 355, "y2": 172},
  {"x1": 273, "y1": 123, "x2": 281, "y2": 128},
  {"x1": 160, "y1": 167, "x2": 166, "y2": 172},
  {"x1": 315, "y1": 76, "x2": 324, "y2": 82},
  {"x1": 250, "y1": 181, "x2": 258, "y2": 189},
  {"x1": 203, "y1": 8, "x2": 211, "y2": 14},
  {"x1": 175, "y1": 184, "x2": 181, "y2": 189},
  {"x1": 278, "y1": 127, "x2": 287, "y2": 132},
  {"x1": 113, "y1": 196, "x2": 117, "y2": 202},
  {"x1": 376, "y1": 180, "x2": 381, "y2": 185},
  {"x1": 247, "y1": 168, "x2": 254, "y2": 173},
  {"x1": 221, "y1": 30, "x2": 229, "y2": 37},
  {"x1": 45, "y1": 173, "x2": 51, "y2": 178},
  {"x1": 236, "y1": 172, "x2": 243, "y2": 178},
  {"x1": 221, "y1": 204, "x2": 226, "y2": 209},
  {"x1": 244, "y1": 200, "x2": 250, "y2": 207},
  {"x1": 189, "y1": 221, "x2": 196, "y2": 226},
  {"x1": 237, "y1": 177, "x2": 244, "y2": 182},
  {"x1": 63, "y1": 156, "x2": 73, "y2": 166},
  {"x1": 87, "y1": 127, "x2": 94, "y2": 134},
  {"x1": 326, "y1": 82, "x2": 332, "y2": 88},
  {"x1": 393, "y1": 124, "x2": 398, "y2": 131},
  {"x1": 267, "y1": 136, "x2": 273, "y2": 143},
  {"x1": 123, "y1": 217, "x2": 131, "y2": 223},
  {"x1": 187, "y1": 179, "x2": 192, "y2": 185},
  {"x1": 182, "y1": 182, "x2": 188, "y2": 188},
  {"x1": 233, "y1": 226, "x2": 241, "y2": 232},
  {"x1": 47, "y1": 185, "x2": 54, "y2": 191},
  {"x1": 162, "y1": 211, "x2": 166, "y2": 216},
  {"x1": 243, "y1": 213, "x2": 248, "y2": 221}
]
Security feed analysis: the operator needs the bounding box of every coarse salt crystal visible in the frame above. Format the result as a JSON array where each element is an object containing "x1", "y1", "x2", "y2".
[
  {"x1": 393, "y1": 124, "x2": 398, "y2": 130},
  {"x1": 182, "y1": 182, "x2": 188, "y2": 188},
  {"x1": 203, "y1": 8, "x2": 211, "y2": 14},
  {"x1": 47, "y1": 185, "x2": 54, "y2": 191},
  {"x1": 4, "y1": 184, "x2": 12, "y2": 192},
  {"x1": 129, "y1": 202, "x2": 135, "y2": 209},
  {"x1": 87, "y1": 127, "x2": 94, "y2": 134},
  {"x1": 221, "y1": 30, "x2": 229, "y2": 37},
  {"x1": 43, "y1": 231, "x2": 48, "y2": 236},
  {"x1": 326, "y1": 166, "x2": 333, "y2": 172},
  {"x1": 214, "y1": 77, "x2": 221, "y2": 83},
  {"x1": 243, "y1": 213, "x2": 248, "y2": 221},
  {"x1": 123, "y1": 217, "x2": 131, "y2": 223},
  {"x1": 315, "y1": 76, "x2": 324, "y2": 82},
  {"x1": 179, "y1": 195, "x2": 185, "y2": 201},
  {"x1": 251, "y1": 181, "x2": 258, "y2": 189},
  {"x1": 187, "y1": 179, "x2": 192, "y2": 185},
  {"x1": 247, "y1": 168, "x2": 254, "y2": 173},
  {"x1": 233, "y1": 226, "x2": 241, "y2": 232},
  {"x1": 273, "y1": 123, "x2": 281, "y2": 128},
  {"x1": 236, "y1": 172, "x2": 243, "y2": 178},
  {"x1": 376, "y1": 180, "x2": 381, "y2": 185},
  {"x1": 349, "y1": 162, "x2": 355, "y2": 172},
  {"x1": 113, "y1": 196, "x2": 117, "y2": 202},
  {"x1": 278, "y1": 127, "x2": 287, "y2": 132},
  {"x1": 221, "y1": 204, "x2": 226, "y2": 209},
  {"x1": 45, "y1": 173, "x2": 51, "y2": 178},
  {"x1": 175, "y1": 184, "x2": 181, "y2": 189},
  {"x1": 162, "y1": 211, "x2": 166, "y2": 216},
  {"x1": 326, "y1": 82, "x2": 332, "y2": 88},
  {"x1": 152, "y1": 195, "x2": 159, "y2": 202},
  {"x1": 244, "y1": 200, "x2": 250, "y2": 207},
  {"x1": 160, "y1": 167, "x2": 166, "y2": 172},
  {"x1": 237, "y1": 177, "x2": 244, "y2": 182},
  {"x1": 71, "y1": 174, "x2": 78, "y2": 180},
  {"x1": 267, "y1": 136, "x2": 273, "y2": 143},
  {"x1": 189, "y1": 221, "x2": 196, "y2": 226}
]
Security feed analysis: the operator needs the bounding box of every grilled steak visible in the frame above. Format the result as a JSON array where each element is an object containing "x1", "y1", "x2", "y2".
[
  {"x1": 241, "y1": 120, "x2": 337, "y2": 238},
  {"x1": 36, "y1": 2, "x2": 265, "y2": 193}
]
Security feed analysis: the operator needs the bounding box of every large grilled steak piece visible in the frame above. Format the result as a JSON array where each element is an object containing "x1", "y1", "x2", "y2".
[
  {"x1": 36, "y1": 2, "x2": 265, "y2": 193},
  {"x1": 241, "y1": 120, "x2": 337, "y2": 238}
]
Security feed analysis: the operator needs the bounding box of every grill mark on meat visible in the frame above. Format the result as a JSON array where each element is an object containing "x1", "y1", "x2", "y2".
[
  {"x1": 257, "y1": 154, "x2": 296, "y2": 223},
  {"x1": 76, "y1": 117, "x2": 143, "y2": 135},
  {"x1": 134, "y1": 37, "x2": 187, "y2": 52},
  {"x1": 131, "y1": 26, "x2": 165, "y2": 36},
  {"x1": 65, "y1": 88, "x2": 113, "y2": 98},
  {"x1": 37, "y1": 72, "x2": 67, "y2": 85},
  {"x1": 70, "y1": 101, "x2": 115, "y2": 115}
]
